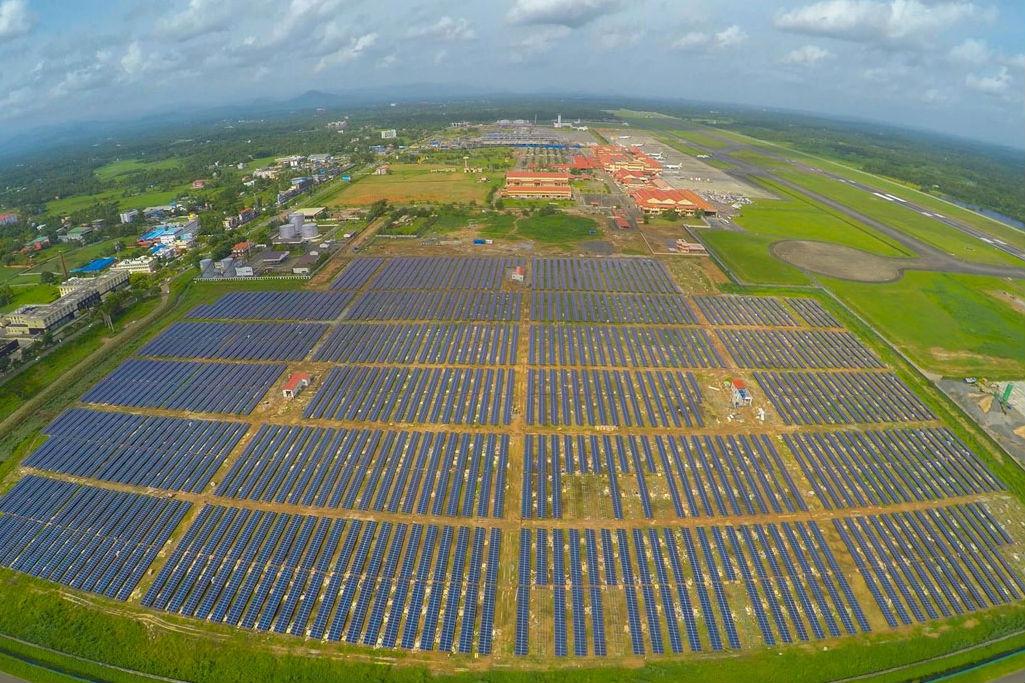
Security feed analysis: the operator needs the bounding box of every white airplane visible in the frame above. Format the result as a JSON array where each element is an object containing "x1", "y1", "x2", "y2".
[{"x1": 665, "y1": 163, "x2": 682, "y2": 170}]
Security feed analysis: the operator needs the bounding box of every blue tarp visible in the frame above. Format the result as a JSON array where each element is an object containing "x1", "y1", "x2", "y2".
[{"x1": 71, "y1": 256, "x2": 115, "y2": 273}]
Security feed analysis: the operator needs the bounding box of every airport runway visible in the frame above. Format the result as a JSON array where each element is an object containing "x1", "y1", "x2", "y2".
[{"x1": 688, "y1": 135, "x2": 1025, "y2": 280}]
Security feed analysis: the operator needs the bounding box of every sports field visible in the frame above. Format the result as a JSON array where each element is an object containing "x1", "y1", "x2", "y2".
[
  {"x1": 326, "y1": 164, "x2": 502, "y2": 206},
  {"x1": 3, "y1": 255, "x2": 1025, "y2": 681}
]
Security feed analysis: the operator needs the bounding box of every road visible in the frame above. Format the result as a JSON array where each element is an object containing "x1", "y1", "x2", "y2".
[{"x1": 686, "y1": 134, "x2": 1025, "y2": 280}]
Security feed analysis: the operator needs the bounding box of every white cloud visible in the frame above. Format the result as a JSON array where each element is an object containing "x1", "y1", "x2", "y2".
[
  {"x1": 949, "y1": 38, "x2": 990, "y2": 65},
  {"x1": 507, "y1": 0, "x2": 622, "y2": 28},
  {"x1": 775, "y1": 0, "x2": 994, "y2": 48},
  {"x1": 596, "y1": 27, "x2": 640, "y2": 50},
  {"x1": 782, "y1": 44, "x2": 833, "y2": 65},
  {"x1": 509, "y1": 25, "x2": 570, "y2": 61},
  {"x1": 965, "y1": 66, "x2": 1013, "y2": 98},
  {"x1": 0, "y1": 0, "x2": 33, "y2": 39},
  {"x1": 672, "y1": 25, "x2": 747, "y2": 51},
  {"x1": 407, "y1": 16, "x2": 475, "y2": 41},
  {"x1": 1000, "y1": 53, "x2": 1025, "y2": 71},
  {"x1": 160, "y1": 0, "x2": 235, "y2": 40},
  {"x1": 315, "y1": 32, "x2": 377, "y2": 71},
  {"x1": 714, "y1": 25, "x2": 747, "y2": 48}
]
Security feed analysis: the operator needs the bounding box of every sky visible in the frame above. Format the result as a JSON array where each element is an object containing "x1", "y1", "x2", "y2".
[{"x1": 0, "y1": 0, "x2": 1023, "y2": 149}]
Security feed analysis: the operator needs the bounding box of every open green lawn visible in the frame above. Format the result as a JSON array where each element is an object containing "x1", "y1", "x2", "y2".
[
  {"x1": 515, "y1": 213, "x2": 598, "y2": 244},
  {"x1": 776, "y1": 169, "x2": 1024, "y2": 267},
  {"x1": 46, "y1": 185, "x2": 194, "y2": 215},
  {"x1": 94, "y1": 158, "x2": 182, "y2": 182},
  {"x1": 824, "y1": 271, "x2": 1025, "y2": 377},
  {"x1": 702, "y1": 231, "x2": 811, "y2": 285},
  {"x1": 0, "y1": 283, "x2": 59, "y2": 314},
  {"x1": 734, "y1": 179, "x2": 911, "y2": 257},
  {"x1": 326, "y1": 164, "x2": 500, "y2": 206}
]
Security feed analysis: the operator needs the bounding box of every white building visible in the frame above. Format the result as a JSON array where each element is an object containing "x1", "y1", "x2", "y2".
[
  {"x1": 380, "y1": 129, "x2": 397, "y2": 139},
  {"x1": 112, "y1": 256, "x2": 158, "y2": 274},
  {"x1": 119, "y1": 209, "x2": 139, "y2": 224}
]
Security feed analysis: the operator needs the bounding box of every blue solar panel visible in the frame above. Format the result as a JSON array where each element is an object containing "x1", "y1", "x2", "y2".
[{"x1": 0, "y1": 476, "x2": 188, "y2": 601}]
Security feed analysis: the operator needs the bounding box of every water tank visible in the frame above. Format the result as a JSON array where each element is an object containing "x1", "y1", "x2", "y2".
[
  {"x1": 300, "y1": 222, "x2": 318, "y2": 239},
  {"x1": 279, "y1": 222, "x2": 297, "y2": 240},
  {"x1": 218, "y1": 257, "x2": 235, "y2": 277}
]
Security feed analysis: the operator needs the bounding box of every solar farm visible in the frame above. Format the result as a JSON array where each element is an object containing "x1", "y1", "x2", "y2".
[{"x1": 2, "y1": 254, "x2": 1025, "y2": 670}]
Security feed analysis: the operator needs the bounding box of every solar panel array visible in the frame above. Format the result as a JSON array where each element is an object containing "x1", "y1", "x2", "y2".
[
  {"x1": 26, "y1": 408, "x2": 247, "y2": 492},
  {"x1": 0, "y1": 476, "x2": 189, "y2": 600},
  {"x1": 530, "y1": 325, "x2": 722, "y2": 368},
  {"x1": 82, "y1": 359, "x2": 284, "y2": 415},
  {"x1": 306, "y1": 366, "x2": 515, "y2": 425},
  {"x1": 754, "y1": 371, "x2": 934, "y2": 424},
  {"x1": 526, "y1": 369, "x2": 703, "y2": 427},
  {"x1": 694, "y1": 295, "x2": 798, "y2": 326},
  {"x1": 532, "y1": 257, "x2": 678, "y2": 293},
  {"x1": 140, "y1": 321, "x2": 327, "y2": 361},
  {"x1": 330, "y1": 257, "x2": 384, "y2": 290},
  {"x1": 787, "y1": 297, "x2": 840, "y2": 328},
  {"x1": 5, "y1": 256, "x2": 1020, "y2": 663},
  {"x1": 188, "y1": 291, "x2": 354, "y2": 320},
  {"x1": 718, "y1": 329, "x2": 881, "y2": 369},
  {"x1": 346, "y1": 290, "x2": 521, "y2": 321},
  {"x1": 315, "y1": 322, "x2": 518, "y2": 364},
  {"x1": 143, "y1": 505, "x2": 502, "y2": 654},
  {"x1": 522, "y1": 434, "x2": 805, "y2": 520},
  {"x1": 787, "y1": 428, "x2": 1003, "y2": 509},
  {"x1": 217, "y1": 426, "x2": 508, "y2": 518},
  {"x1": 515, "y1": 522, "x2": 867, "y2": 656},
  {"x1": 531, "y1": 291, "x2": 695, "y2": 324},
  {"x1": 835, "y1": 504, "x2": 1025, "y2": 627}
]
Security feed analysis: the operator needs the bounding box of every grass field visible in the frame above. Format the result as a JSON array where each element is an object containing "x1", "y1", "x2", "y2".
[
  {"x1": 46, "y1": 186, "x2": 192, "y2": 215},
  {"x1": 734, "y1": 179, "x2": 911, "y2": 257},
  {"x1": 326, "y1": 164, "x2": 502, "y2": 206},
  {"x1": 775, "y1": 168, "x2": 1025, "y2": 267},
  {"x1": 94, "y1": 158, "x2": 182, "y2": 182},
  {"x1": 701, "y1": 231, "x2": 811, "y2": 285},
  {"x1": 823, "y1": 272, "x2": 1025, "y2": 377},
  {"x1": 0, "y1": 283, "x2": 59, "y2": 314}
]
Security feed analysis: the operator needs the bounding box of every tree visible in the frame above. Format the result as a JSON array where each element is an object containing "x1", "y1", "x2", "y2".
[
  {"x1": 0, "y1": 284, "x2": 13, "y2": 306},
  {"x1": 664, "y1": 209, "x2": 679, "y2": 221},
  {"x1": 39, "y1": 271, "x2": 57, "y2": 285}
]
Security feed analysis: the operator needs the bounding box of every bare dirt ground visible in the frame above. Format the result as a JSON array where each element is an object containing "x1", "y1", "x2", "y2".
[{"x1": 772, "y1": 239, "x2": 920, "y2": 282}]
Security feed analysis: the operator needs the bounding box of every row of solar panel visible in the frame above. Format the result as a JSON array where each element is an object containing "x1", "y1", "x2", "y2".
[
  {"x1": 530, "y1": 257, "x2": 678, "y2": 294},
  {"x1": 515, "y1": 521, "x2": 868, "y2": 656},
  {"x1": 786, "y1": 428, "x2": 1003, "y2": 509},
  {"x1": 143, "y1": 506, "x2": 501, "y2": 654},
  {"x1": 522, "y1": 433, "x2": 806, "y2": 520},
  {"x1": 755, "y1": 371, "x2": 934, "y2": 425},
  {"x1": 314, "y1": 322, "x2": 519, "y2": 365},
  {"x1": 188, "y1": 291, "x2": 354, "y2": 320},
  {"x1": 526, "y1": 369, "x2": 704, "y2": 428},
  {"x1": 216, "y1": 425, "x2": 508, "y2": 518},
  {"x1": 836, "y1": 504, "x2": 1025, "y2": 627},
  {"x1": 82, "y1": 359, "x2": 284, "y2": 415},
  {"x1": 139, "y1": 322, "x2": 327, "y2": 361},
  {"x1": 0, "y1": 476, "x2": 188, "y2": 601},
  {"x1": 304, "y1": 366, "x2": 515, "y2": 425},
  {"x1": 138, "y1": 319, "x2": 876, "y2": 370},
  {"x1": 26, "y1": 408, "x2": 248, "y2": 493}
]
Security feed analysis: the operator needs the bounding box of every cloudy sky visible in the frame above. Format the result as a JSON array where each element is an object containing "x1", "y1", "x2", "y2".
[{"x1": 1, "y1": 0, "x2": 1023, "y2": 148}]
